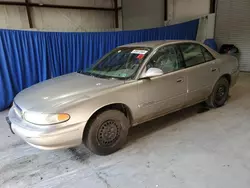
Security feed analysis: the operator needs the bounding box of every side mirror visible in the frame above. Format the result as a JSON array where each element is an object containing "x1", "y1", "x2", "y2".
[{"x1": 140, "y1": 68, "x2": 164, "y2": 79}]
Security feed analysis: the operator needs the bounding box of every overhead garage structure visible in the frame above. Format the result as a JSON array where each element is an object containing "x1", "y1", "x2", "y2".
[
  {"x1": 215, "y1": 0, "x2": 250, "y2": 71},
  {"x1": 0, "y1": 0, "x2": 122, "y2": 31}
]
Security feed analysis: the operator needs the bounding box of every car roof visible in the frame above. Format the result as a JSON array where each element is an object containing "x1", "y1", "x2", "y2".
[{"x1": 120, "y1": 40, "x2": 200, "y2": 49}]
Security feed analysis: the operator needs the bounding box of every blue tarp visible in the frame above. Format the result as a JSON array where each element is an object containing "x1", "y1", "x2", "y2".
[
  {"x1": 204, "y1": 39, "x2": 218, "y2": 51},
  {"x1": 0, "y1": 19, "x2": 199, "y2": 111}
]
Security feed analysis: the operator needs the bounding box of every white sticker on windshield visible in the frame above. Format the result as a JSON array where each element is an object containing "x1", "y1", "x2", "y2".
[{"x1": 131, "y1": 50, "x2": 148, "y2": 55}]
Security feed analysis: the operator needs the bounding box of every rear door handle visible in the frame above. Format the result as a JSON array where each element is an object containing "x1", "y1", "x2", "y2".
[{"x1": 177, "y1": 78, "x2": 184, "y2": 83}]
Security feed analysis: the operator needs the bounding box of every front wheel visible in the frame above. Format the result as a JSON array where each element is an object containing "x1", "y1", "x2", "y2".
[
  {"x1": 206, "y1": 77, "x2": 230, "y2": 108},
  {"x1": 84, "y1": 110, "x2": 129, "y2": 155}
]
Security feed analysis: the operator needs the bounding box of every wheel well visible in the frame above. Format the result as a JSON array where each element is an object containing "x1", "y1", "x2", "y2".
[
  {"x1": 83, "y1": 103, "x2": 133, "y2": 140},
  {"x1": 221, "y1": 74, "x2": 231, "y2": 85}
]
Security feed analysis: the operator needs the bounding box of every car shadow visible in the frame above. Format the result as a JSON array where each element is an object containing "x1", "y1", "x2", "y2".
[
  {"x1": 68, "y1": 103, "x2": 210, "y2": 160},
  {"x1": 127, "y1": 103, "x2": 210, "y2": 145},
  {"x1": 68, "y1": 146, "x2": 93, "y2": 163}
]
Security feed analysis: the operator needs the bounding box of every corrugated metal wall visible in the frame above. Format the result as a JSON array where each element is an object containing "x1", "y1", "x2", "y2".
[
  {"x1": 0, "y1": 0, "x2": 121, "y2": 31},
  {"x1": 215, "y1": 0, "x2": 250, "y2": 71}
]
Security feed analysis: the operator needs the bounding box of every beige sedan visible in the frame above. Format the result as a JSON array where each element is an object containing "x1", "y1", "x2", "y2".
[{"x1": 7, "y1": 40, "x2": 239, "y2": 155}]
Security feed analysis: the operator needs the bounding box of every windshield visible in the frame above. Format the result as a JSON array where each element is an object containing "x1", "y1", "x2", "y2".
[{"x1": 81, "y1": 47, "x2": 152, "y2": 80}]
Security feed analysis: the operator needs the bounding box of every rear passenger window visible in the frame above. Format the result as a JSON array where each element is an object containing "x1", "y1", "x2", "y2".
[
  {"x1": 180, "y1": 43, "x2": 205, "y2": 67},
  {"x1": 201, "y1": 46, "x2": 214, "y2": 62}
]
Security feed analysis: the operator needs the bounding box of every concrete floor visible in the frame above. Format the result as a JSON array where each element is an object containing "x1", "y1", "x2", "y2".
[{"x1": 1, "y1": 73, "x2": 250, "y2": 188}]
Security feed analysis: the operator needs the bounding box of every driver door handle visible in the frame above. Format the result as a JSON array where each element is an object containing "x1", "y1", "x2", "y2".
[{"x1": 177, "y1": 78, "x2": 184, "y2": 83}]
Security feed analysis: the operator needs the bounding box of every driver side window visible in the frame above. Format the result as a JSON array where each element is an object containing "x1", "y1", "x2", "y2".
[{"x1": 146, "y1": 45, "x2": 183, "y2": 74}]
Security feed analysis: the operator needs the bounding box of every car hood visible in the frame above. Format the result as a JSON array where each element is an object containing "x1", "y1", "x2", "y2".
[{"x1": 14, "y1": 73, "x2": 124, "y2": 111}]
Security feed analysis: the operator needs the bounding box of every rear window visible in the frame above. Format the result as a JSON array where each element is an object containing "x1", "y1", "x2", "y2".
[
  {"x1": 201, "y1": 46, "x2": 215, "y2": 62},
  {"x1": 180, "y1": 43, "x2": 206, "y2": 67}
]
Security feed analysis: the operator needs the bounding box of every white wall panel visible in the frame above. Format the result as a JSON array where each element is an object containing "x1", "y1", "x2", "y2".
[
  {"x1": 123, "y1": 0, "x2": 164, "y2": 30},
  {"x1": 0, "y1": 0, "x2": 117, "y2": 31},
  {"x1": 122, "y1": 0, "x2": 210, "y2": 30},
  {"x1": 32, "y1": 7, "x2": 115, "y2": 31},
  {"x1": 165, "y1": 0, "x2": 213, "y2": 42},
  {"x1": 196, "y1": 14, "x2": 215, "y2": 42},
  {"x1": 168, "y1": 0, "x2": 210, "y2": 21},
  {"x1": 0, "y1": 5, "x2": 29, "y2": 29}
]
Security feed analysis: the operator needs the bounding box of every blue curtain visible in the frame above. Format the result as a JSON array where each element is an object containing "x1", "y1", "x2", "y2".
[
  {"x1": 0, "y1": 19, "x2": 199, "y2": 111},
  {"x1": 0, "y1": 31, "x2": 50, "y2": 111}
]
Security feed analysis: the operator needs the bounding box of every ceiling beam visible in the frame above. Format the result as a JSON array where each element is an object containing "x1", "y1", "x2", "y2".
[
  {"x1": 164, "y1": 0, "x2": 168, "y2": 21},
  {"x1": 114, "y1": 0, "x2": 119, "y2": 28},
  {"x1": 210, "y1": 0, "x2": 216, "y2": 13},
  {"x1": 25, "y1": 0, "x2": 33, "y2": 28},
  {"x1": 0, "y1": 1, "x2": 119, "y2": 11}
]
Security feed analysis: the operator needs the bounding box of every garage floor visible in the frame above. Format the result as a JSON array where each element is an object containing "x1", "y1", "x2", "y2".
[{"x1": 1, "y1": 73, "x2": 250, "y2": 188}]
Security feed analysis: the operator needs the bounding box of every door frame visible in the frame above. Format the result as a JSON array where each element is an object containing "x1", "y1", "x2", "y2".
[{"x1": 134, "y1": 44, "x2": 188, "y2": 124}]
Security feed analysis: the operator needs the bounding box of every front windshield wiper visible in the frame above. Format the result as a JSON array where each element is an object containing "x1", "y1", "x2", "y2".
[
  {"x1": 79, "y1": 71, "x2": 111, "y2": 79},
  {"x1": 79, "y1": 71, "x2": 128, "y2": 81}
]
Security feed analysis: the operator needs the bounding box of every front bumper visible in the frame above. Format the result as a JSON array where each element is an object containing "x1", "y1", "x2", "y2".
[{"x1": 7, "y1": 107, "x2": 86, "y2": 150}]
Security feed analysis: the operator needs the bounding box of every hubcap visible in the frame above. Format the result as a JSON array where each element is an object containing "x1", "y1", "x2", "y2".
[
  {"x1": 97, "y1": 120, "x2": 121, "y2": 147},
  {"x1": 215, "y1": 85, "x2": 226, "y2": 101}
]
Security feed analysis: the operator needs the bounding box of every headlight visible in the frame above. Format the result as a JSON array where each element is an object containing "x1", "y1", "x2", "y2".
[{"x1": 24, "y1": 112, "x2": 70, "y2": 125}]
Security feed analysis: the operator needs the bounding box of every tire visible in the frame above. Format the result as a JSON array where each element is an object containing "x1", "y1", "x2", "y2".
[
  {"x1": 206, "y1": 77, "x2": 230, "y2": 108},
  {"x1": 84, "y1": 110, "x2": 129, "y2": 155}
]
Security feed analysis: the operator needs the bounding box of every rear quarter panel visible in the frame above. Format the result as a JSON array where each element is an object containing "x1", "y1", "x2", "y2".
[
  {"x1": 202, "y1": 42, "x2": 239, "y2": 87},
  {"x1": 216, "y1": 54, "x2": 239, "y2": 84},
  {"x1": 202, "y1": 43, "x2": 239, "y2": 78}
]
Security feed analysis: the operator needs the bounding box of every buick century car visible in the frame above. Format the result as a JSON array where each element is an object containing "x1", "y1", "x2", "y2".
[{"x1": 7, "y1": 40, "x2": 239, "y2": 155}]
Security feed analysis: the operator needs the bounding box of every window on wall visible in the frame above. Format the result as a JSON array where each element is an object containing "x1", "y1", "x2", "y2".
[
  {"x1": 179, "y1": 43, "x2": 206, "y2": 67},
  {"x1": 146, "y1": 45, "x2": 184, "y2": 74}
]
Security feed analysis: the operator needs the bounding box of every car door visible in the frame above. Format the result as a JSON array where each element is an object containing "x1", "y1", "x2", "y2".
[
  {"x1": 179, "y1": 43, "x2": 220, "y2": 106},
  {"x1": 136, "y1": 45, "x2": 187, "y2": 123}
]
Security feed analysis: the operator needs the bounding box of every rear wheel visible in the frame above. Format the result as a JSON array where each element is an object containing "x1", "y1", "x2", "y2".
[
  {"x1": 206, "y1": 77, "x2": 230, "y2": 108},
  {"x1": 84, "y1": 110, "x2": 129, "y2": 155}
]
